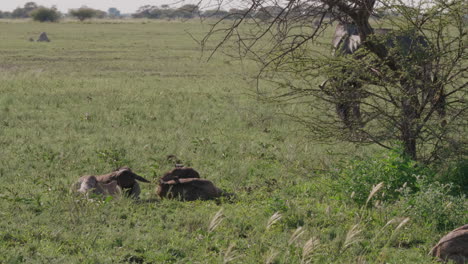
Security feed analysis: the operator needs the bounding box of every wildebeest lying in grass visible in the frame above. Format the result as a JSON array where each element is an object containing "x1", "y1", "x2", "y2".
[
  {"x1": 73, "y1": 167, "x2": 150, "y2": 199},
  {"x1": 160, "y1": 166, "x2": 200, "y2": 182},
  {"x1": 157, "y1": 167, "x2": 231, "y2": 201},
  {"x1": 430, "y1": 224, "x2": 468, "y2": 264},
  {"x1": 157, "y1": 178, "x2": 227, "y2": 201},
  {"x1": 76, "y1": 175, "x2": 121, "y2": 197}
]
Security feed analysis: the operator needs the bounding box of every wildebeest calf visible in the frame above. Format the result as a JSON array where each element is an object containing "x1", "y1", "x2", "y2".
[
  {"x1": 77, "y1": 175, "x2": 121, "y2": 197},
  {"x1": 73, "y1": 167, "x2": 150, "y2": 199},
  {"x1": 94, "y1": 167, "x2": 150, "y2": 198}
]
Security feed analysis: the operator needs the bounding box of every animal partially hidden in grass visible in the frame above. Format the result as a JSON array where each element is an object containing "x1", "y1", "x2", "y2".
[
  {"x1": 74, "y1": 167, "x2": 150, "y2": 199},
  {"x1": 430, "y1": 224, "x2": 468, "y2": 264},
  {"x1": 160, "y1": 166, "x2": 201, "y2": 182},
  {"x1": 77, "y1": 175, "x2": 121, "y2": 197},
  {"x1": 156, "y1": 167, "x2": 231, "y2": 201}
]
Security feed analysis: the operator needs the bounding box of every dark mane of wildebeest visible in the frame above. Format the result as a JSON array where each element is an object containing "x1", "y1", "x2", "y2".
[
  {"x1": 160, "y1": 167, "x2": 201, "y2": 182},
  {"x1": 327, "y1": 23, "x2": 443, "y2": 129}
]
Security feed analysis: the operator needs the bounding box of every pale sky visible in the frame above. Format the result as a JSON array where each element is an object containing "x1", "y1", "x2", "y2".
[{"x1": 1, "y1": 0, "x2": 212, "y2": 13}]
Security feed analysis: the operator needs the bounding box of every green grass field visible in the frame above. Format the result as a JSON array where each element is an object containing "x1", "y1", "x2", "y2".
[{"x1": 0, "y1": 19, "x2": 466, "y2": 263}]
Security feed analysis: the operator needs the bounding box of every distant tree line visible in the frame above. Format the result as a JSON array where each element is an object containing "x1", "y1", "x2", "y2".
[
  {"x1": 0, "y1": 2, "x2": 362, "y2": 21},
  {"x1": 131, "y1": 4, "x2": 269, "y2": 20},
  {"x1": 0, "y1": 2, "x2": 123, "y2": 21},
  {"x1": 0, "y1": 2, "x2": 257, "y2": 21}
]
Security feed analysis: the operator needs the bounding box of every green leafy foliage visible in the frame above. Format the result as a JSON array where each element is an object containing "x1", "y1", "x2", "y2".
[
  {"x1": 436, "y1": 159, "x2": 468, "y2": 195},
  {"x1": 30, "y1": 7, "x2": 60, "y2": 22},
  {"x1": 333, "y1": 147, "x2": 433, "y2": 205},
  {"x1": 395, "y1": 177, "x2": 467, "y2": 231},
  {"x1": 69, "y1": 8, "x2": 102, "y2": 21}
]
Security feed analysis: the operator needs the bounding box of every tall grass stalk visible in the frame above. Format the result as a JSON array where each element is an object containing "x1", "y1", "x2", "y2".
[
  {"x1": 365, "y1": 182, "x2": 384, "y2": 208},
  {"x1": 223, "y1": 243, "x2": 241, "y2": 264},
  {"x1": 265, "y1": 248, "x2": 279, "y2": 264},
  {"x1": 266, "y1": 211, "x2": 282, "y2": 230},
  {"x1": 343, "y1": 224, "x2": 362, "y2": 252},
  {"x1": 208, "y1": 208, "x2": 225, "y2": 233},
  {"x1": 301, "y1": 237, "x2": 320, "y2": 264},
  {"x1": 288, "y1": 226, "x2": 305, "y2": 245}
]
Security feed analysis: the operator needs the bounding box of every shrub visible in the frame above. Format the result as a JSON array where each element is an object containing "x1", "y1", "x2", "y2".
[
  {"x1": 436, "y1": 159, "x2": 468, "y2": 195},
  {"x1": 395, "y1": 177, "x2": 467, "y2": 230},
  {"x1": 69, "y1": 8, "x2": 98, "y2": 21},
  {"x1": 333, "y1": 147, "x2": 433, "y2": 205},
  {"x1": 30, "y1": 7, "x2": 60, "y2": 22}
]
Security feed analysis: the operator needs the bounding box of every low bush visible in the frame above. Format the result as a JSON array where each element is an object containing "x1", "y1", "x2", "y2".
[
  {"x1": 332, "y1": 147, "x2": 433, "y2": 205},
  {"x1": 395, "y1": 176, "x2": 467, "y2": 230},
  {"x1": 30, "y1": 7, "x2": 60, "y2": 22},
  {"x1": 436, "y1": 159, "x2": 468, "y2": 195}
]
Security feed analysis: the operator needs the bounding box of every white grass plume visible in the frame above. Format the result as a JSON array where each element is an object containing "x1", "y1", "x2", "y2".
[
  {"x1": 365, "y1": 182, "x2": 384, "y2": 207},
  {"x1": 301, "y1": 237, "x2": 320, "y2": 264},
  {"x1": 265, "y1": 248, "x2": 279, "y2": 264},
  {"x1": 208, "y1": 208, "x2": 225, "y2": 233},
  {"x1": 343, "y1": 224, "x2": 362, "y2": 250},
  {"x1": 289, "y1": 226, "x2": 305, "y2": 245},
  {"x1": 266, "y1": 211, "x2": 282, "y2": 230},
  {"x1": 223, "y1": 242, "x2": 241, "y2": 263},
  {"x1": 394, "y1": 217, "x2": 410, "y2": 233}
]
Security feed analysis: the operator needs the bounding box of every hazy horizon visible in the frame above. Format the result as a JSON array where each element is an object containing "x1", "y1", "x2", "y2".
[{"x1": 1, "y1": 0, "x2": 235, "y2": 13}]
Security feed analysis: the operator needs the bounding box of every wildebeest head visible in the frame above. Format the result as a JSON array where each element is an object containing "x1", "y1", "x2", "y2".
[
  {"x1": 332, "y1": 23, "x2": 361, "y2": 55},
  {"x1": 332, "y1": 22, "x2": 428, "y2": 58},
  {"x1": 78, "y1": 175, "x2": 99, "y2": 193},
  {"x1": 111, "y1": 167, "x2": 150, "y2": 188}
]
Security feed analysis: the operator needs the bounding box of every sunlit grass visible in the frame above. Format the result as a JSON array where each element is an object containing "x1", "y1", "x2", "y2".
[{"x1": 0, "y1": 19, "x2": 465, "y2": 263}]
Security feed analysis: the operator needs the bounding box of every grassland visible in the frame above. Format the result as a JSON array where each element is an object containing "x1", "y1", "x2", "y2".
[{"x1": 0, "y1": 19, "x2": 466, "y2": 263}]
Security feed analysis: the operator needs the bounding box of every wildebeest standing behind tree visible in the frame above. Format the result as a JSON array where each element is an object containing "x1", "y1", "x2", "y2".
[
  {"x1": 326, "y1": 22, "x2": 444, "y2": 131},
  {"x1": 201, "y1": 0, "x2": 467, "y2": 162}
]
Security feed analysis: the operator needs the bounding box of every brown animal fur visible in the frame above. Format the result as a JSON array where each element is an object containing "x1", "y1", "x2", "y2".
[
  {"x1": 160, "y1": 167, "x2": 200, "y2": 182},
  {"x1": 73, "y1": 167, "x2": 149, "y2": 199},
  {"x1": 430, "y1": 224, "x2": 468, "y2": 264},
  {"x1": 157, "y1": 178, "x2": 226, "y2": 201},
  {"x1": 94, "y1": 167, "x2": 150, "y2": 198},
  {"x1": 75, "y1": 175, "x2": 121, "y2": 197}
]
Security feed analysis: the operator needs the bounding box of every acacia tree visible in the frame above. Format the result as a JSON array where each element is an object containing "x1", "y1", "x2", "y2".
[
  {"x1": 202, "y1": 0, "x2": 467, "y2": 162},
  {"x1": 69, "y1": 7, "x2": 100, "y2": 21},
  {"x1": 30, "y1": 7, "x2": 61, "y2": 22},
  {"x1": 12, "y1": 2, "x2": 38, "y2": 18}
]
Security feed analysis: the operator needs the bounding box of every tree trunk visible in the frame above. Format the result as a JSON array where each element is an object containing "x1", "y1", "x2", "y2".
[
  {"x1": 401, "y1": 123, "x2": 417, "y2": 160},
  {"x1": 400, "y1": 82, "x2": 420, "y2": 160}
]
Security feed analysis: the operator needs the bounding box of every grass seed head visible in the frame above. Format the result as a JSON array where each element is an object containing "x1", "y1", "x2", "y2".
[
  {"x1": 266, "y1": 211, "x2": 282, "y2": 230},
  {"x1": 365, "y1": 182, "x2": 384, "y2": 207},
  {"x1": 343, "y1": 224, "x2": 362, "y2": 250},
  {"x1": 223, "y1": 242, "x2": 240, "y2": 264},
  {"x1": 208, "y1": 208, "x2": 225, "y2": 233},
  {"x1": 289, "y1": 226, "x2": 305, "y2": 245},
  {"x1": 301, "y1": 237, "x2": 320, "y2": 264}
]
